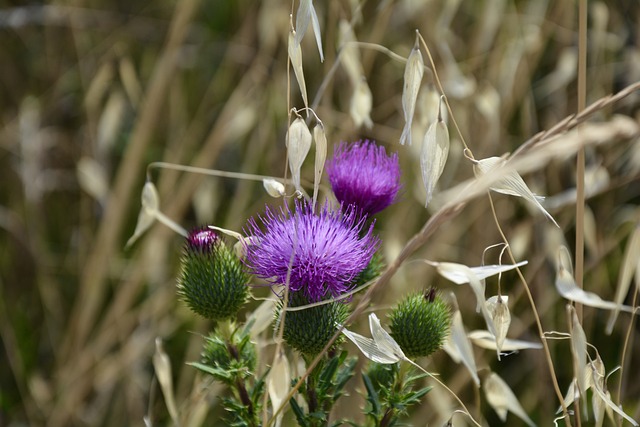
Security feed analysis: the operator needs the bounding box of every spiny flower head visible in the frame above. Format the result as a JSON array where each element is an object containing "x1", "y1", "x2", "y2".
[
  {"x1": 326, "y1": 140, "x2": 401, "y2": 216},
  {"x1": 177, "y1": 226, "x2": 249, "y2": 320},
  {"x1": 278, "y1": 291, "x2": 350, "y2": 355},
  {"x1": 389, "y1": 289, "x2": 451, "y2": 358},
  {"x1": 243, "y1": 200, "x2": 379, "y2": 302}
]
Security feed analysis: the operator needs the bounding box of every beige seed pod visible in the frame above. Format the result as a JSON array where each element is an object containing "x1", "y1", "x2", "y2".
[
  {"x1": 420, "y1": 97, "x2": 449, "y2": 207},
  {"x1": 288, "y1": 28, "x2": 309, "y2": 109},
  {"x1": 263, "y1": 178, "x2": 286, "y2": 198},
  {"x1": 606, "y1": 224, "x2": 640, "y2": 334},
  {"x1": 485, "y1": 295, "x2": 510, "y2": 360},
  {"x1": 338, "y1": 20, "x2": 362, "y2": 85},
  {"x1": 126, "y1": 181, "x2": 160, "y2": 249},
  {"x1": 153, "y1": 338, "x2": 179, "y2": 425},
  {"x1": 286, "y1": 117, "x2": 312, "y2": 194},
  {"x1": 294, "y1": 0, "x2": 323, "y2": 62},
  {"x1": 484, "y1": 372, "x2": 536, "y2": 427},
  {"x1": 399, "y1": 36, "x2": 424, "y2": 146},
  {"x1": 350, "y1": 76, "x2": 373, "y2": 129},
  {"x1": 569, "y1": 306, "x2": 587, "y2": 405},
  {"x1": 312, "y1": 123, "x2": 327, "y2": 208},
  {"x1": 444, "y1": 305, "x2": 480, "y2": 386}
]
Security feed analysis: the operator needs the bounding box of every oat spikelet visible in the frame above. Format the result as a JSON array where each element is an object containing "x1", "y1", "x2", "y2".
[
  {"x1": 399, "y1": 35, "x2": 424, "y2": 146},
  {"x1": 421, "y1": 97, "x2": 449, "y2": 206},
  {"x1": 350, "y1": 76, "x2": 373, "y2": 129},
  {"x1": 312, "y1": 123, "x2": 327, "y2": 208},
  {"x1": 286, "y1": 117, "x2": 312, "y2": 194},
  {"x1": 288, "y1": 28, "x2": 309, "y2": 109}
]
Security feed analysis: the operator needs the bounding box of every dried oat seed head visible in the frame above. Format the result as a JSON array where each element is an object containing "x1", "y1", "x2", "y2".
[
  {"x1": 399, "y1": 35, "x2": 425, "y2": 146},
  {"x1": 420, "y1": 98, "x2": 450, "y2": 207},
  {"x1": 286, "y1": 117, "x2": 312, "y2": 194}
]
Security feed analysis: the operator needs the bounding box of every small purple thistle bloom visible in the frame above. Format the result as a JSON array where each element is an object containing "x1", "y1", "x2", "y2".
[
  {"x1": 326, "y1": 140, "x2": 402, "y2": 216},
  {"x1": 243, "y1": 201, "x2": 379, "y2": 302}
]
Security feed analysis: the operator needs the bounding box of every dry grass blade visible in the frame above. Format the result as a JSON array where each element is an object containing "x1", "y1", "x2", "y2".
[
  {"x1": 152, "y1": 338, "x2": 179, "y2": 425},
  {"x1": 125, "y1": 182, "x2": 160, "y2": 249},
  {"x1": 484, "y1": 372, "x2": 536, "y2": 427},
  {"x1": 76, "y1": 157, "x2": 109, "y2": 204},
  {"x1": 606, "y1": 225, "x2": 640, "y2": 334},
  {"x1": 556, "y1": 246, "x2": 635, "y2": 312}
]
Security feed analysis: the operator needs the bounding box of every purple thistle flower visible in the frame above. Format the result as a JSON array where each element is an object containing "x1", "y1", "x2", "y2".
[
  {"x1": 326, "y1": 140, "x2": 402, "y2": 216},
  {"x1": 243, "y1": 201, "x2": 379, "y2": 302}
]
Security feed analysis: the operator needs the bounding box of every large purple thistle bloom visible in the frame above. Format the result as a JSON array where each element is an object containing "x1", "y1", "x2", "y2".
[
  {"x1": 326, "y1": 140, "x2": 402, "y2": 216},
  {"x1": 243, "y1": 201, "x2": 379, "y2": 302}
]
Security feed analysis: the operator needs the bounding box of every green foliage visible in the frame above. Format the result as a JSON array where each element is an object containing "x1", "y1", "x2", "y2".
[
  {"x1": 350, "y1": 251, "x2": 385, "y2": 288},
  {"x1": 289, "y1": 351, "x2": 358, "y2": 427},
  {"x1": 279, "y1": 292, "x2": 350, "y2": 356},
  {"x1": 362, "y1": 363, "x2": 431, "y2": 427},
  {"x1": 189, "y1": 324, "x2": 264, "y2": 426}
]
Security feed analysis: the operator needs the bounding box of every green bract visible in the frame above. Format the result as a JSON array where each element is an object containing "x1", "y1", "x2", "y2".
[
  {"x1": 177, "y1": 228, "x2": 249, "y2": 320},
  {"x1": 389, "y1": 291, "x2": 451, "y2": 358}
]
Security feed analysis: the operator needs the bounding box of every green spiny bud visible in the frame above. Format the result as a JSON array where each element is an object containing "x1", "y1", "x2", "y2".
[
  {"x1": 350, "y1": 251, "x2": 385, "y2": 288},
  {"x1": 202, "y1": 330, "x2": 257, "y2": 372},
  {"x1": 278, "y1": 291, "x2": 349, "y2": 356},
  {"x1": 389, "y1": 289, "x2": 451, "y2": 358},
  {"x1": 177, "y1": 227, "x2": 249, "y2": 320},
  {"x1": 198, "y1": 325, "x2": 257, "y2": 384}
]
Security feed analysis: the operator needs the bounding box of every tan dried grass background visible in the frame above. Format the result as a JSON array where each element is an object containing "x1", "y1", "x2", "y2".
[{"x1": 0, "y1": 1, "x2": 639, "y2": 425}]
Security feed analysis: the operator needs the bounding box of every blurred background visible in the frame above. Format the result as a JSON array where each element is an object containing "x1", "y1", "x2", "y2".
[{"x1": 1, "y1": 0, "x2": 639, "y2": 425}]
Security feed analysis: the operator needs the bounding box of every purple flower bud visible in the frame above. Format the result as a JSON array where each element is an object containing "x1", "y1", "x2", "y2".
[
  {"x1": 243, "y1": 200, "x2": 379, "y2": 302},
  {"x1": 326, "y1": 140, "x2": 402, "y2": 216},
  {"x1": 186, "y1": 227, "x2": 220, "y2": 253}
]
